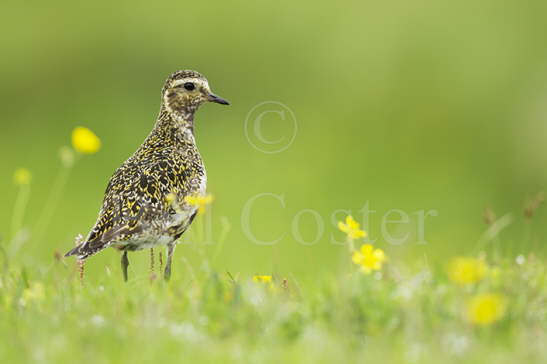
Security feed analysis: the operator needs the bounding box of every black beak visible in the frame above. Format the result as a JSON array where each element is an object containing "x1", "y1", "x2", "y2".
[{"x1": 207, "y1": 93, "x2": 230, "y2": 105}]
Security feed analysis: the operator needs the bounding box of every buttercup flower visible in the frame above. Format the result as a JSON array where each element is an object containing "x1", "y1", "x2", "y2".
[
  {"x1": 466, "y1": 293, "x2": 506, "y2": 326},
  {"x1": 448, "y1": 257, "x2": 488, "y2": 285},
  {"x1": 20, "y1": 282, "x2": 45, "y2": 306},
  {"x1": 338, "y1": 216, "x2": 367, "y2": 240},
  {"x1": 352, "y1": 244, "x2": 386, "y2": 274},
  {"x1": 185, "y1": 194, "x2": 214, "y2": 214},
  {"x1": 13, "y1": 168, "x2": 31, "y2": 185},
  {"x1": 72, "y1": 126, "x2": 101, "y2": 154},
  {"x1": 252, "y1": 275, "x2": 273, "y2": 283}
]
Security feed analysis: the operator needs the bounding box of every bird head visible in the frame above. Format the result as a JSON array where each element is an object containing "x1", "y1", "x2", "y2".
[{"x1": 161, "y1": 70, "x2": 229, "y2": 122}]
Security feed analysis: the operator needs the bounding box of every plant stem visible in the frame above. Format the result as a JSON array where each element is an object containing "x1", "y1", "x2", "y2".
[
  {"x1": 348, "y1": 237, "x2": 355, "y2": 252},
  {"x1": 34, "y1": 163, "x2": 74, "y2": 244},
  {"x1": 0, "y1": 240, "x2": 8, "y2": 272},
  {"x1": 211, "y1": 216, "x2": 231, "y2": 266},
  {"x1": 11, "y1": 184, "x2": 30, "y2": 243}
]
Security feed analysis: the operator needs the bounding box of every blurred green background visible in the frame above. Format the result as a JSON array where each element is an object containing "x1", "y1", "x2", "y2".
[{"x1": 1, "y1": 0, "x2": 547, "y2": 284}]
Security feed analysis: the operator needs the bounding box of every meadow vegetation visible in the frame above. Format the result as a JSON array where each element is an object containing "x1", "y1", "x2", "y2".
[{"x1": 1, "y1": 129, "x2": 546, "y2": 363}]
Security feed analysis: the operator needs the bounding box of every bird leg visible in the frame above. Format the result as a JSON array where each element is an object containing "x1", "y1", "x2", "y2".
[
  {"x1": 149, "y1": 248, "x2": 156, "y2": 281},
  {"x1": 121, "y1": 251, "x2": 129, "y2": 282},
  {"x1": 164, "y1": 244, "x2": 176, "y2": 281},
  {"x1": 159, "y1": 251, "x2": 163, "y2": 273}
]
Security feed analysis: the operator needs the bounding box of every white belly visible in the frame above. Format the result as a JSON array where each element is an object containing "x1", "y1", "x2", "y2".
[{"x1": 112, "y1": 206, "x2": 198, "y2": 251}]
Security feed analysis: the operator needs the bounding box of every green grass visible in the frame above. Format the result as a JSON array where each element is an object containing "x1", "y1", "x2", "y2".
[
  {"x1": 1, "y1": 161, "x2": 546, "y2": 363},
  {"x1": 1, "y1": 233, "x2": 546, "y2": 363}
]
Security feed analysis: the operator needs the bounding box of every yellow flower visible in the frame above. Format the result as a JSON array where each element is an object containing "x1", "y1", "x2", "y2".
[
  {"x1": 466, "y1": 293, "x2": 506, "y2": 326},
  {"x1": 184, "y1": 194, "x2": 214, "y2": 214},
  {"x1": 20, "y1": 282, "x2": 45, "y2": 306},
  {"x1": 252, "y1": 275, "x2": 273, "y2": 283},
  {"x1": 72, "y1": 126, "x2": 101, "y2": 154},
  {"x1": 448, "y1": 257, "x2": 488, "y2": 285},
  {"x1": 13, "y1": 168, "x2": 31, "y2": 185},
  {"x1": 352, "y1": 244, "x2": 386, "y2": 274},
  {"x1": 338, "y1": 216, "x2": 367, "y2": 240}
]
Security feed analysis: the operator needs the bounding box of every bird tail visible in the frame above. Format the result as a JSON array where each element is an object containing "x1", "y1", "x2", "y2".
[
  {"x1": 64, "y1": 241, "x2": 102, "y2": 260},
  {"x1": 65, "y1": 225, "x2": 128, "y2": 259},
  {"x1": 65, "y1": 243, "x2": 89, "y2": 260},
  {"x1": 64, "y1": 245, "x2": 83, "y2": 258}
]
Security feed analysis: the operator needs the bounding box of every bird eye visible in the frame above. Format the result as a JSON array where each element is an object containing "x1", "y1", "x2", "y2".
[{"x1": 183, "y1": 82, "x2": 195, "y2": 91}]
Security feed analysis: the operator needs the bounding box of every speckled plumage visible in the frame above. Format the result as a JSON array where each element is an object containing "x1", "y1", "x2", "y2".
[{"x1": 65, "y1": 70, "x2": 229, "y2": 280}]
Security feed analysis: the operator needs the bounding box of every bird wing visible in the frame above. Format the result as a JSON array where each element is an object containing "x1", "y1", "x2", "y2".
[{"x1": 72, "y1": 152, "x2": 190, "y2": 258}]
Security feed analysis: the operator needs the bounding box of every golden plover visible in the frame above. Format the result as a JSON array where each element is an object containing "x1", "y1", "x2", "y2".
[{"x1": 65, "y1": 70, "x2": 229, "y2": 281}]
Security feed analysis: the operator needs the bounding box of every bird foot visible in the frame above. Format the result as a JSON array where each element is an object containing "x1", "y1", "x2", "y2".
[{"x1": 121, "y1": 251, "x2": 129, "y2": 282}]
